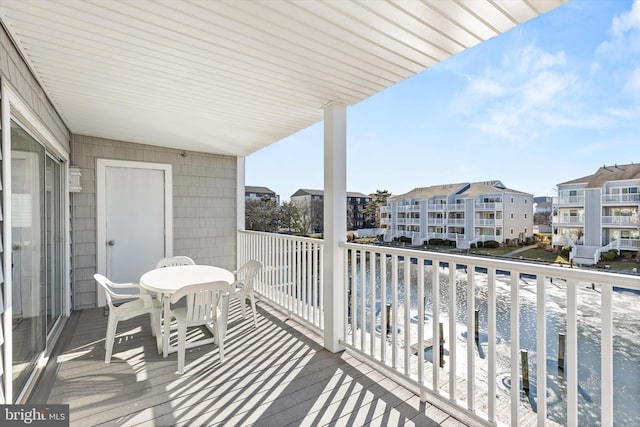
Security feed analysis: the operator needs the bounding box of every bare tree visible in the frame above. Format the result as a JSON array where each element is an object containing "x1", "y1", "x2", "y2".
[{"x1": 245, "y1": 197, "x2": 279, "y2": 232}]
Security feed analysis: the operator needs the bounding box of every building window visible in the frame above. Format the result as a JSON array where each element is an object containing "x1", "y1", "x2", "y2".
[
  {"x1": 524, "y1": 213, "x2": 527, "y2": 219},
  {"x1": 510, "y1": 228, "x2": 514, "y2": 235},
  {"x1": 525, "y1": 228, "x2": 527, "y2": 233},
  {"x1": 511, "y1": 197, "x2": 514, "y2": 203},
  {"x1": 510, "y1": 213, "x2": 514, "y2": 219},
  {"x1": 525, "y1": 199, "x2": 528, "y2": 204}
]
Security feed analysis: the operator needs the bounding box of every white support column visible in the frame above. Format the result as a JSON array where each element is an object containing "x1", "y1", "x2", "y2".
[
  {"x1": 236, "y1": 156, "x2": 245, "y2": 269},
  {"x1": 323, "y1": 101, "x2": 346, "y2": 353}
]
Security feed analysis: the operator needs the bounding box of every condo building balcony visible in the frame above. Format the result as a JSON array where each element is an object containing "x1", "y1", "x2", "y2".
[
  {"x1": 475, "y1": 202, "x2": 503, "y2": 210},
  {"x1": 601, "y1": 215, "x2": 640, "y2": 227},
  {"x1": 602, "y1": 193, "x2": 640, "y2": 204},
  {"x1": 553, "y1": 195, "x2": 586, "y2": 206}
]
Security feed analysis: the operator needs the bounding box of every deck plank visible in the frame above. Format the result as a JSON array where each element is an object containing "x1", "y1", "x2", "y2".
[{"x1": 41, "y1": 301, "x2": 467, "y2": 427}]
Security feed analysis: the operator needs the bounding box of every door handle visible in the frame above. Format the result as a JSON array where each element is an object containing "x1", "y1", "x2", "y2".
[{"x1": 107, "y1": 240, "x2": 115, "y2": 246}]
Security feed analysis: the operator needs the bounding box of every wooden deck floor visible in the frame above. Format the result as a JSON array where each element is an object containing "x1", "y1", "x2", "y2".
[{"x1": 35, "y1": 300, "x2": 468, "y2": 426}]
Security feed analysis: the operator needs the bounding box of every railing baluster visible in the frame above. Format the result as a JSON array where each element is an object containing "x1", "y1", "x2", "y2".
[
  {"x1": 466, "y1": 264, "x2": 475, "y2": 412},
  {"x1": 566, "y1": 279, "x2": 578, "y2": 426},
  {"x1": 601, "y1": 284, "x2": 613, "y2": 427},
  {"x1": 392, "y1": 254, "x2": 399, "y2": 369},
  {"x1": 449, "y1": 262, "x2": 456, "y2": 401},
  {"x1": 536, "y1": 275, "x2": 547, "y2": 426},
  {"x1": 510, "y1": 270, "x2": 520, "y2": 426},
  {"x1": 488, "y1": 267, "x2": 496, "y2": 423},
  {"x1": 360, "y1": 248, "x2": 366, "y2": 351},
  {"x1": 381, "y1": 252, "x2": 387, "y2": 363},
  {"x1": 319, "y1": 241, "x2": 324, "y2": 328},
  {"x1": 404, "y1": 254, "x2": 411, "y2": 375},
  {"x1": 432, "y1": 262, "x2": 440, "y2": 391},
  {"x1": 350, "y1": 248, "x2": 357, "y2": 346},
  {"x1": 417, "y1": 257, "x2": 425, "y2": 385},
  {"x1": 370, "y1": 251, "x2": 376, "y2": 356}
]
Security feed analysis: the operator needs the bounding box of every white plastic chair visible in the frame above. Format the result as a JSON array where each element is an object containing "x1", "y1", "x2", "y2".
[
  {"x1": 229, "y1": 260, "x2": 262, "y2": 328},
  {"x1": 170, "y1": 281, "x2": 231, "y2": 374},
  {"x1": 155, "y1": 256, "x2": 196, "y2": 268},
  {"x1": 93, "y1": 273, "x2": 162, "y2": 363}
]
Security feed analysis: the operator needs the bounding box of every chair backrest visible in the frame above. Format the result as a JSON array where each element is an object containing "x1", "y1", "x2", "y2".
[
  {"x1": 171, "y1": 281, "x2": 231, "y2": 324},
  {"x1": 235, "y1": 260, "x2": 262, "y2": 291},
  {"x1": 156, "y1": 256, "x2": 195, "y2": 268}
]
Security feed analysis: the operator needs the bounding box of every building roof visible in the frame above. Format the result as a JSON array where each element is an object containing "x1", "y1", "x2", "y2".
[
  {"x1": 291, "y1": 189, "x2": 371, "y2": 199},
  {"x1": 558, "y1": 163, "x2": 640, "y2": 188},
  {"x1": 390, "y1": 180, "x2": 531, "y2": 201},
  {"x1": 245, "y1": 186, "x2": 275, "y2": 195},
  {"x1": 0, "y1": 0, "x2": 566, "y2": 157}
]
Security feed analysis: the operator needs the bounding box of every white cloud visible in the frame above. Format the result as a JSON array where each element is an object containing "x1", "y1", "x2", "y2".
[
  {"x1": 611, "y1": 0, "x2": 640, "y2": 36},
  {"x1": 597, "y1": 0, "x2": 640, "y2": 56}
]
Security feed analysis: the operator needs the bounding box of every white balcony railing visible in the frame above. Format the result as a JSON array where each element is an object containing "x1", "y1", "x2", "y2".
[
  {"x1": 554, "y1": 196, "x2": 585, "y2": 205},
  {"x1": 397, "y1": 204, "x2": 420, "y2": 212},
  {"x1": 602, "y1": 193, "x2": 640, "y2": 204},
  {"x1": 602, "y1": 215, "x2": 640, "y2": 226},
  {"x1": 427, "y1": 204, "x2": 448, "y2": 211},
  {"x1": 238, "y1": 230, "x2": 324, "y2": 331},
  {"x1": 475, "y1": 218, "x2": 502, "y2": 226},
  {"x1": 239, "y1": 230, "x2": 640, "y2": 427},
  {"x1": 427, "y1": 218, "x2": 446, "y2": 225},
  {"x1": 475, "y1": 202, "x2": 503, "y2": 210},
  {"x1": 553, "y1": 216, "x2": 584, "y2": 225},
  {"x1": 447, "y1": 218, "x2": 465, "y2": 225}
]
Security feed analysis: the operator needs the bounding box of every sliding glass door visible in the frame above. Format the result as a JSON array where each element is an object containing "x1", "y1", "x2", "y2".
[{"x1": 10, "y1": 120, "x2": 63, "y2": 397}]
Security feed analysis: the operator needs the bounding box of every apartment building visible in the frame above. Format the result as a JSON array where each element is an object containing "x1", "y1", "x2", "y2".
[
  {"x1": 290, "y1": 189, "x2": 372, "y2": 232},
  {"x1": 245, "y1": 186, "x2": 279, "y2": 204},
  {"x1": 380, "y1": 181, "x2": 533, "y2": 248},
  {"x1": 552, "y1": 163, "x2": 640, "y2": 264}
]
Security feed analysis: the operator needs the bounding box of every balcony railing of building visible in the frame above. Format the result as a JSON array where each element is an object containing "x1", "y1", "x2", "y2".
[
  {"x1": 427, "y1": 204, "x2": 448, "y2": 211},
  {"x1": 474, "y1": 219, "x2": 503, "y2": 226},
  {"x1": 397, "y1": 218, "x2": 420, "y2": 225},
  {"x1": 381, "y1": 217, "x2": 392, "y2": 225},
  {"x1": 238, "y1": 230, "x2": 639, "y2": 427},
  {"x1": 602, "y1": 193, "x2": 640, "y2": 204},
  {"x1": 398, "y1": 205, "x2": 420, "y2": 212},
  {"x1": 475, "y1": 202, "x2": 503, "y2": 210},
  {"x1": 427, "y1": 218, "x2": 446, "y2": 225},
  {"x1": 554, "y1": 196, "x2": 585, "y2": 205},
  {"x1": 447, "y1": 218, "x2": 465, "y2": 226},
  {"x1": 553, "y1": 216, "x2": 585, "y2": 225},
  {"x1": 601, "y1": 215, "x2": 640, "y2": 226}
]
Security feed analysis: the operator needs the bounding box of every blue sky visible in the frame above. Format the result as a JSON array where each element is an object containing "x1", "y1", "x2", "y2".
[{"x1": 246, "y1": 0, "x2": 640, "y2": 202}]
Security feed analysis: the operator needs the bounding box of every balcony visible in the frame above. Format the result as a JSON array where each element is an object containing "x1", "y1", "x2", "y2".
[
  {"x1": 234, "y1": 231, "x2": 639, "y2": 426},
  {"x1": 427, "y1": 218, "x2": 446, "y2": 225},
  {"x1": 398, "y1": 205, "x2": 420, "y2": 213},
  {"x1": 475, "y1": 218, "x2": 502, "y2": 226},
  {"x1": 552, "y1": 216, "x2": 585, "y2": 225},
  {"x1": 427, "y1": 204, "x2": 448, "y2": 211},
  {"x1": 602, "y1": 215, "x2": 640, "y2": 226},
  {"x1": 475, "y1": 203, "x2": 503, "y2": 210},
  {"x1": 553, "y1": 196, "x2": 585, "y2": 206},
  {"x1": 447, "y1": 218, "x2": 465, "y2": 226},
  {"x1": 42, "y1": 302, "x2": 460, "y2": 426},
  {"x1": 602, "y1": 193, "x2": 640, "y2": 204}
]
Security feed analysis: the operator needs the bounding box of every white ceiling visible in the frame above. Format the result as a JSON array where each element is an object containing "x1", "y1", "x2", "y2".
[{"x1": 0, "y1": 0, "x2": 566, "y2": 157}]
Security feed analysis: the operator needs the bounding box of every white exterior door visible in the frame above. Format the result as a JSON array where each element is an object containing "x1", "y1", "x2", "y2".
[{"x1": 96, "y1": 160, "x2": 172, "y2": 306}]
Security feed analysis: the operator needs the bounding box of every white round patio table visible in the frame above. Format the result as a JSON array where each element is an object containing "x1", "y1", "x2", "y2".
[{"x1": 140, "y1": 265, "x2": 235, "y2": 357}]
